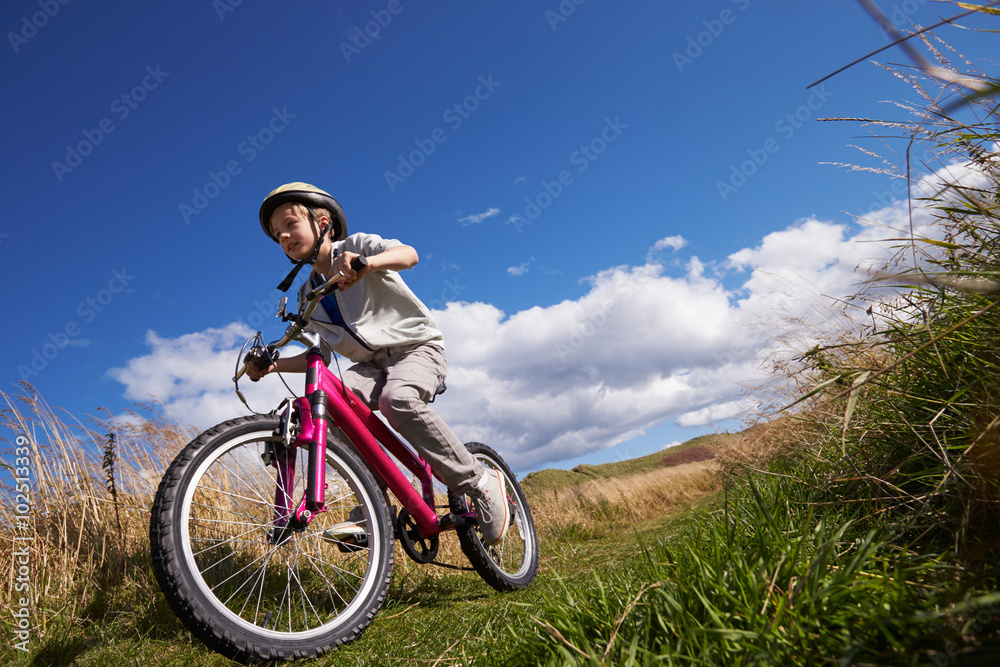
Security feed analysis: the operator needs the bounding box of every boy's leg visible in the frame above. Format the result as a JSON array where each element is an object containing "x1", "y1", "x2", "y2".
[
  {"x1": 377, "y1": 344, "x2": 485, "y2": 495},
  {"x1": 341, "y1": 362, "x2": 385, "y2": 410}
]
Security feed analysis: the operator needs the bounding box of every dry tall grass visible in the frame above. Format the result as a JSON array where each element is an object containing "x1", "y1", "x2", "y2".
[
  {"x1": 1, "y1": 386, "x2": 188, "y2": 631},
  {"x1": 528, "y1": 460, "x2": 722, "y2": 539}
]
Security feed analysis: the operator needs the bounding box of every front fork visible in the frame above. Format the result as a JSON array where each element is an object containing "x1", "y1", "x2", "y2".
[{"x1": 267, "y1": 396, "x2": 327, "y2": 544}]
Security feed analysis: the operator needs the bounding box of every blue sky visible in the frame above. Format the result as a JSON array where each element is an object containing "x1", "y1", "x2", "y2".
[{"x1": 2, "y1": 1, "x2": 997, "y2": 473}]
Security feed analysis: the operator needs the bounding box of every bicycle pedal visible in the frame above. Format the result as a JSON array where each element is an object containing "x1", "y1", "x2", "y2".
[{"x1": 438, "y1": 512, "x2": 478, "y2": 530}]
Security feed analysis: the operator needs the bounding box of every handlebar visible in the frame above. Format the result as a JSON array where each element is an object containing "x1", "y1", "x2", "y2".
[{"x1": 235, "y1": 255, "x2": 368, "y2": 382}]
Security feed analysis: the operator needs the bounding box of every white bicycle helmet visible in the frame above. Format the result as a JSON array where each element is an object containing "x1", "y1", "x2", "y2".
[{"x1": 259, "y1": 182, "x2": 347, "y2": 242}]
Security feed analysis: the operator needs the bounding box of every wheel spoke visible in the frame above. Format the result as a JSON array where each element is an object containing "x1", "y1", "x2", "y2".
[
  {"x1": 210, "y1": 540, "x2": 280, "y2": 594},
  {"x1": 221, "y1": 546, "x2": 281, "y2": 611},
  {"x1": 190, "y1": 523, "x2": 265, "y2": 558}
]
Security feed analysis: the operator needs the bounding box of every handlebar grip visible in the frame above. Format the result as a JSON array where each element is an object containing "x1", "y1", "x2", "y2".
[
  {"x1": 350, "y1": 255, "x2": 368, "y2": 272},
  {"x1": 244, "y1": 345, "x2": 280, "y2": 382}
]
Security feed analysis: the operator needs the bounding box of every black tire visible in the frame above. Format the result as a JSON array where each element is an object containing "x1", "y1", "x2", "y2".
[
  {"x1": 448, "y1": 442, "x2": 539, "y2": 592},
  {"x1": 149, "y1": 415, "x2": 394, "y2": 664}
]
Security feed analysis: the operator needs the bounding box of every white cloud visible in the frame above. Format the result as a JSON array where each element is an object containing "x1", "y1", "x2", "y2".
[
  {"x1": 653, "y1": 235, "x2": 686, "y2": 253},
  {"x1": 676, "y1": 399, "x2": 757, "y2": 428},
  {"x1": 425, "y1": 258, "x2": 793, "y2": 469},
  {"x1": 107, "y1": 220, "x2": 872, "y2": 470},
  {"x1": 507, "y1": 257, "x2": 534, "y2": 276},
  {"x1": 109, "y1": 162, "x2": 984, "y2": 471},
  {"x1": 107, "y1": 323, "x2": 298, "y2": 428},
  {"x1": 646, "y1": 235, "x2": 689, "y2": 265},
  {"x1": 458, "y1": 207, "x2": 500, "y2": 226}
]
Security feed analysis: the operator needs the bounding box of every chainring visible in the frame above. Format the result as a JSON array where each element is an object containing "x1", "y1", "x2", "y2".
[{"x1": 396, "y1": 508, "x2": 439, "y2": 564}]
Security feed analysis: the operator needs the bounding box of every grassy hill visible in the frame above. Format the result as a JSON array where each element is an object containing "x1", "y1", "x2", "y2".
[{"x1": 520, "y1": 432, "x2": 738, "y2": 494}]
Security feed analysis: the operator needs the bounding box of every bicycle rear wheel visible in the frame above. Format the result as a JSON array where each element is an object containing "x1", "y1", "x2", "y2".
[
  {"x1": 150, "y1": 415, "x2": 393, "y2": 663},
  {"x1": 449, "y1": 442, "x2": 539, "y2": 592}
]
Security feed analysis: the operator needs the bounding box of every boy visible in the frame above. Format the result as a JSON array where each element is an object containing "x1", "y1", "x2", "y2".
[{"x1": 247, "y1": 182, "x2": 510, "y2": 545}]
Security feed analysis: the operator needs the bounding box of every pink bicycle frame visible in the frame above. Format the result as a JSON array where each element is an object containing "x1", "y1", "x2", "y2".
[{"x1": 276, "y1": 347, "x2": 446, "y2": 538}]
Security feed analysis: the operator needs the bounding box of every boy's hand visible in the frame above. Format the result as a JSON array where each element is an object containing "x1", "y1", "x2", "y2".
[
  {"x1": 332, "y1": 251, "x2": 367, "y2": 291},
  {"x1": 246, "y1": 360, "x2": 274, "y2": 382},
  {"x1": 244, "y1": 345, "x2": 278, "y2": 382}
]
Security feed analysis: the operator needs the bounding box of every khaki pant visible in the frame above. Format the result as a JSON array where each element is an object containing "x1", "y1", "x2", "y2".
[{"x1": 340, "y1": 343, "x2": 484, "y2": 495}]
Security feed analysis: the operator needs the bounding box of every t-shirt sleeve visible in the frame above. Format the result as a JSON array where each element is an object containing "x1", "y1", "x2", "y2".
[{"x1": 346, "y1": 232, "x2": 403, "y2": 258}]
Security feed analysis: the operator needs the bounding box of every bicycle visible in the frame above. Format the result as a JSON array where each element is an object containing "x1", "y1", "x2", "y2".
[{"x1": 149, "y1": 258, "x2": 539, "y2": 663}]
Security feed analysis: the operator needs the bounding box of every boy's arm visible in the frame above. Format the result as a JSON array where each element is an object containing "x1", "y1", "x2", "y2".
[
  {"x1": 247, "y1": 349, "x2": 309, "y2": 381},
  {"x1": 333, "y1": 245, "x2": 418, "y2": 290},
  {"x1": 365, "y1": 244, "x2": 418, "y2": 272}
]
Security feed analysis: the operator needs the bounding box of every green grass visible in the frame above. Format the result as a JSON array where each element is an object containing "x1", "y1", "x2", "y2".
[
  {"x1": 6, "y1": 462, "x2": 997, "y2": 666},
  {"x1": 503, "y1": 27, "x2": 1000, "y2": 666},
  {"x1": 514, "y1": 465, "x2": 1000, "y2": 666},
  {"x1": 0, "y1": 509, "x2": 685, "y2": 667}
]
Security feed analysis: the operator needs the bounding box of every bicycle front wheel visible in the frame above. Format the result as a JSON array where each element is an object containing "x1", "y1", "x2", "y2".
[
  {"x1": 150, "y1": 415, "x2": 393, "y2": 663},
  {"x1": 449, "y1": 442, "x2": 539, "y2": 592}
]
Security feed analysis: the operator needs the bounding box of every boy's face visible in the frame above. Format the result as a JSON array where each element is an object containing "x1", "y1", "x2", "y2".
[{"x1": 269, "y1": 203, "x2": 328, "y2": 261}]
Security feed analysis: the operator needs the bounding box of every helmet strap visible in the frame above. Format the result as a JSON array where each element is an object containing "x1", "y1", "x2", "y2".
[{"x1": 275, "y1": 209, "x2": 329, "y2": 292}]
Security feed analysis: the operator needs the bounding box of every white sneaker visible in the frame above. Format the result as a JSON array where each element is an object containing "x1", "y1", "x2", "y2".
[
  {"x1": 468, "y1": 469, "x2": 511, "y2": 546},
  {"x1": 322, "y1": 506, "x2": 368, "y2": 552}
]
